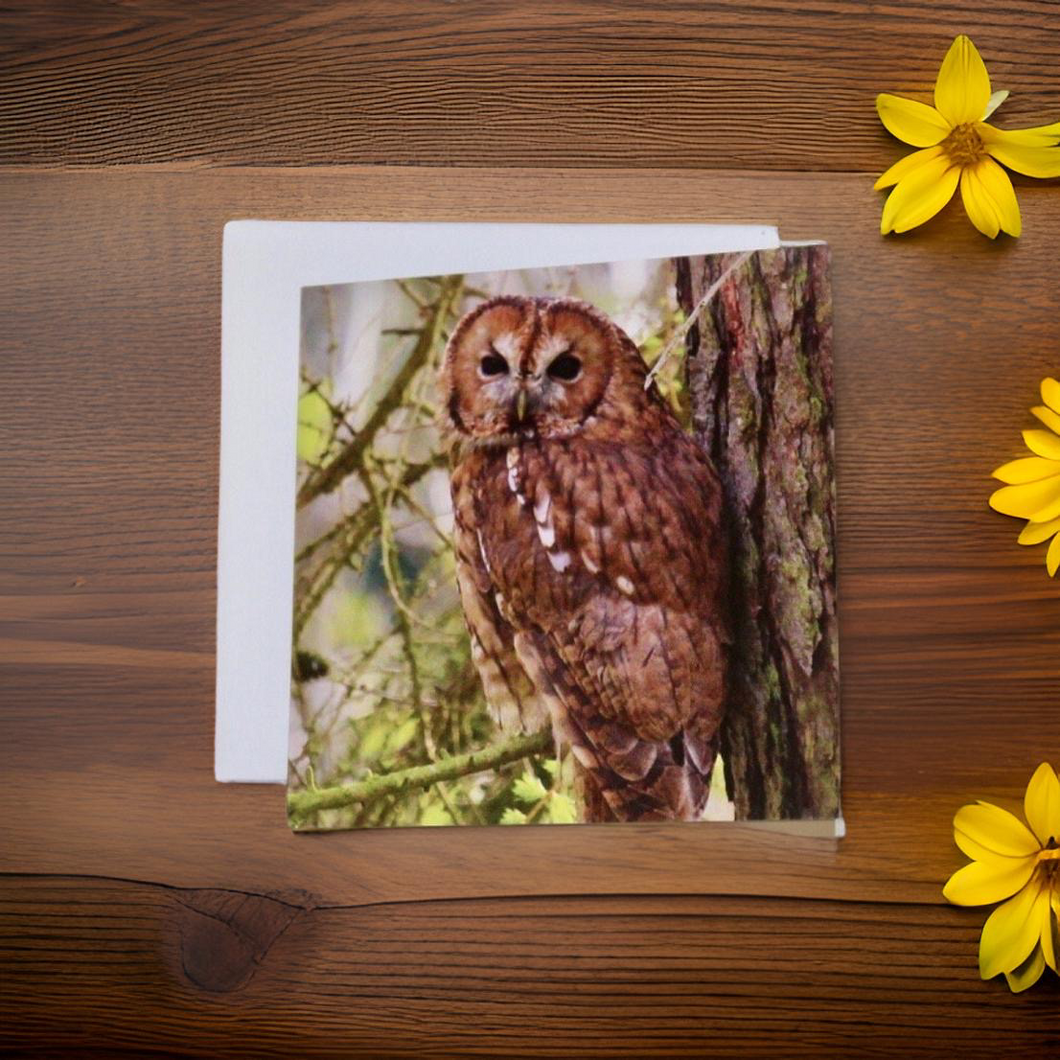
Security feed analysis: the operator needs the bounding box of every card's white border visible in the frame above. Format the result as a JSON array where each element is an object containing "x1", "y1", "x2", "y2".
[{"x1": 216, "y1": 222, "x2": 782, "y2": 785}]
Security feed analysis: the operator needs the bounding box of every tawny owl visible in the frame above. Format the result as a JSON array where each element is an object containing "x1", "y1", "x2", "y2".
[{"x1": 441, "y1": 295, "x2": 729, "y2": 822}]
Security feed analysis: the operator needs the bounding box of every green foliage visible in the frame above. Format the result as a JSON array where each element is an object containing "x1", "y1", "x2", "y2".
[
  {"x1": 296, "y1": 382, "x2": 335, "y2": 465},
  {"x1": 512, "y1": 770, "x2": 548, "y2": 805},
  {"x1": 549, "y1": 793, "x2": 578, "y2": 824}
]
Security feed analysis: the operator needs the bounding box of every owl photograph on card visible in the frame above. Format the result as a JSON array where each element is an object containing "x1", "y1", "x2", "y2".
[{"x1": 289, "y1": 249, "x2": 839, "y2": 831}]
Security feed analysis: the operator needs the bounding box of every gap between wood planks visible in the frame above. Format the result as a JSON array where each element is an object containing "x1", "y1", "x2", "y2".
[{"x1": 0, "y1": 871, "x2": 938, "y2": 911}]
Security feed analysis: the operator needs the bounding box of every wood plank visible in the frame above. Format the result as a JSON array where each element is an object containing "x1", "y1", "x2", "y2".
[
  {"x1": 1, "y1": 167, "x2": 1057, "y2": 909},
  {"x1": 1, "y1": 877, "x2": 1057, "y2": 1058},
  {"x1": 2, "y1": 1, "x2": 1059, "y2": 170}
]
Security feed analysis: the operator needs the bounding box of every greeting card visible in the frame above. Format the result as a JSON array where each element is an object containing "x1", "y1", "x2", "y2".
[{"x1": 287, "y1": 246, "x2": 839, "y2": 829}]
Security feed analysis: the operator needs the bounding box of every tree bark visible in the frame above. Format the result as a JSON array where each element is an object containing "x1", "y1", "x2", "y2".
[{"x1": 677, "y1": 246, "x2": 840, "y2": 820}]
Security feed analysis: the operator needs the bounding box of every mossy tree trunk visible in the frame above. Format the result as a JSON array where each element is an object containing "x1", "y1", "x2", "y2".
[{"x1": 676, "y1": 246, "x2": 840, "y2": 820}]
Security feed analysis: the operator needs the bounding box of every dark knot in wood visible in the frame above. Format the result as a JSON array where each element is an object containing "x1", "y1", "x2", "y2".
[{"x1": 174, "y1": 888, "x2": 309, "y2": 993}]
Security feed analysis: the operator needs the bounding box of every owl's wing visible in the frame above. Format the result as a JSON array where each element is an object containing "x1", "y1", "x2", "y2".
[
  {"x1": 527, "y1": 433, "x2": 729, "y2": 732},
  {"x1": 516, "y1": 434, "x2": 730, "y2": 819},
  {"x1": 451, "y1": 462, "x2": 548, "y2": 733}
]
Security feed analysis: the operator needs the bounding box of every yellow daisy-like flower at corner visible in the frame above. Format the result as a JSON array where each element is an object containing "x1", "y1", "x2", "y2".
[
  {"x1": 943, "y1": 763, "x2": 1060, "y2": 992},
  {"x1": 990, "y1": 377, "x2": 1060, "y2": 577},
  {"x1": 875, "y1": 35, "x2": 1060, "y2": 237}
]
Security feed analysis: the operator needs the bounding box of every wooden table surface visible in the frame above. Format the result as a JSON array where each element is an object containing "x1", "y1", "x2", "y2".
[{"x1": 2, "y1": 2, "x2": 1058, "y2": 1056}]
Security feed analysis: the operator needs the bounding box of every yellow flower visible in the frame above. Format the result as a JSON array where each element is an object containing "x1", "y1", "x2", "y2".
[
  {"x1": 943, "y1": 764, "x2": 1060, "y2": 992},
  {"x1": 990, "y1": 377, "x2": 1060, "y2": 577},
  {"x1": 875, "y1": 35, "x2": 1060, "y2": 237},
  {"x1": 945, "y1": 767, "x2": 1060, "y2": 987}
]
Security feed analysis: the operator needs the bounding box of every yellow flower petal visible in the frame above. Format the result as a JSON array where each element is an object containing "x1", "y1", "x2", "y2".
[
  {"x1": 959, "y1": 163, "x2": 1000, "y2": 238},
  {"x1": 1013, "y1": 121, "x2": 1060, "y2": 140},
  {"x1": 1017, "y1": 516, "x2": 1060, "y2": 545},
  {"x1": 874, "y1": 146, "x2": 945, "y2": 190},
  {"x1": 1048, "y1": 532, "x2": 1060, "y2": 577},
  {"x1": 876, "y1": 94, "x2": 952, "y2": 147},
  {"x1": 880, "y1": 155, "x2": 960, "y2": 234},
  {"x1": 954, "y1": 802, "x2": 1042, "y2": 857},
  {"x1": 954, "y1": 825, "x2": 1021, "y2": 864},
  {"x1": 1042, "y1": 378, "x2": 1060, "y2": 416},
  {"x1": 982, "y1": 89, "x2": 1009, "y2": 121},
  {"x1": 989, "y1": 477, "x2": 1060, "y2": 521},
  {"x1": 1032, "y1": 405, "x2": 1060, "y2": 434},
  {"x1": 978, "y1": 121, "x2": 1060, "y2": 148},
  {"x1": 943, "y1": 855, "x2": 1038, "y2": 906},
  {"x1": 987, "y1": 140, "x2": 1060, "y2": 178},
  {"x1": 979, "y1": 875, "x2": 1044, "y2": 978},
  {"x1": 973, "y1": 158, "x2": 1021, "y2": 238},
  {"x1": 935, "y1": 35, "x2": 992, "y2": 127},
  {"x1": 1023, "y1": 429, "x2": 1060, "y2": 460},
  {"x1": 1003, "y1": 943, "x2": 1046, "y2": 992},
  {"x1": 991, "y1": 456, "x2": 1060, "y2": 485},
  {"x1": 1024, "y1": 763, "x2": 1060, "y2": 847},
  {"x1": 1039, "y1": 891, "x2": 1057, "y2": 972}
]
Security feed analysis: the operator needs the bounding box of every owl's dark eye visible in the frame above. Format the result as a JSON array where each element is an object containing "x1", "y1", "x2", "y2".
[
  {"x1": 547, "y1": 352, "x2": 582, "y2": 381},
  {"x1": 479, "y1": 352, "x2": 509, "y2": 377}
]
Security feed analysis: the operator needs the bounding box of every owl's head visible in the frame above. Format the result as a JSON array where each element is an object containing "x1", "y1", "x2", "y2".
[{"x1": 441, "y1": 295, "x2": 657, "y2": 444}]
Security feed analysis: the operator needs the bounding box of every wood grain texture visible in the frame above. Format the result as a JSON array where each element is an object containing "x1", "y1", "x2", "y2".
[
  {"x1": 1, "y1": 164, "x2": 1058, "y2": 1053},
  {"x1": 2, "y1": 877, "x2": 1058, "y2": 1058},
  {"x1": 2, "y1": 0, "x2": 1060, "y2": 170},
  {"x1": 3, "y1": 0, "x2": 1060, "y2": 1051}
]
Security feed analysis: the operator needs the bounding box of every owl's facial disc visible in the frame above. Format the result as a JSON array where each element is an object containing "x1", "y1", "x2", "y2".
[{"x1": 443, "y1": 297, "x2": 619, "y2": 443}]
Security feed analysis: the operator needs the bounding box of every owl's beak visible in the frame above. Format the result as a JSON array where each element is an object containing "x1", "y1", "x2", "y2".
[{"x1": 514, "y1": 389, "x2": 529, "y2": 423}]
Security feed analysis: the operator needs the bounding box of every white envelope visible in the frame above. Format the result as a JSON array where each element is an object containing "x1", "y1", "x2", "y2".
[{"x1": 216, "y1": 221, "x2": 782, "y2": 783}]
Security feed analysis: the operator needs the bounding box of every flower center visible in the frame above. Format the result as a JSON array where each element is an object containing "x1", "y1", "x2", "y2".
[
  {"x1": 942, "y1": 123, "x2": 987, "y2": 167},
  {"x1": 1040, "y1": 845, "x2": 1060, "y2": 883}
]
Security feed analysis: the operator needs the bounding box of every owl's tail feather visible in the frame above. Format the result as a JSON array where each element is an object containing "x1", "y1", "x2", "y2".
[
  {"x1": 511, "y1": 627, "x2": 721, "y2": 823},
  {"x1": 571, "y1": 712, "x2": 719, "y2": 823},
  {"x1": 578, "y1": 770, "x2": 620, "y2": 823}
]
